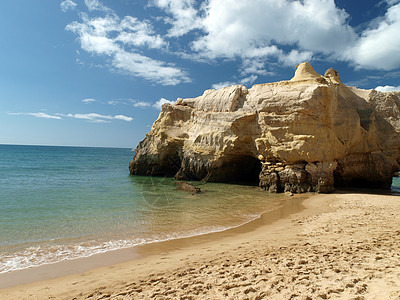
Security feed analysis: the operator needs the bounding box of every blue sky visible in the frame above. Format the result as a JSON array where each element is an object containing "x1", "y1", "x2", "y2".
[{"x1": 1, "y1": 0, "x2": 400, "y2": 148}]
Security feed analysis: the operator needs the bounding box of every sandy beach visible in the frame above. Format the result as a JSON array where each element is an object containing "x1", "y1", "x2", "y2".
[{"x1": 1, "y1": 191, "x2": 400, "y2": 299}]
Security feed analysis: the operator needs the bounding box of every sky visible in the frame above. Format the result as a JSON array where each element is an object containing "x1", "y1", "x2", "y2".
[{"x1": 1, "y1": 0, "x2": 400, "y2": 148}]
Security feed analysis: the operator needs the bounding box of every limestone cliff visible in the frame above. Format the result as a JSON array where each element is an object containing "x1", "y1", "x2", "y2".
[{"x1": 130, "y1": 62, "x2": 400, "y2": 193}]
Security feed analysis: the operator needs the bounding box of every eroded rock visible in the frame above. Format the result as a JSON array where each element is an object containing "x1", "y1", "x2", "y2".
[{"x1": 130, "y1": 62, "x2": 400, "y2": 193}]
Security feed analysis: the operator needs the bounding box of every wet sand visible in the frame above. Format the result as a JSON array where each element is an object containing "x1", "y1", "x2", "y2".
[{"x1": 1, "y1": 192, "x2": 400, "y2": 299}]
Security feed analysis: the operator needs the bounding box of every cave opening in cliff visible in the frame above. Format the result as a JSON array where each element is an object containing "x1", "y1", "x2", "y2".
[
  {"x1": 216, "y1": 155, "x2": 262, "y2": 185},
  {"x1": 334, "y1": 172, "x2": 369, "y2": 189},
  {"x1": 334, "y1": 173, "x2": 393, "y2": 190}
]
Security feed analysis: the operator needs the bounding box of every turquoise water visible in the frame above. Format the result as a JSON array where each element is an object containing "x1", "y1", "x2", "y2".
[
  {"x1": 392, "y1": 177, "x2": 400, "y2": 194},
  {"x1": 0, "y1": 145, "x2": 286, "y2": 273}
]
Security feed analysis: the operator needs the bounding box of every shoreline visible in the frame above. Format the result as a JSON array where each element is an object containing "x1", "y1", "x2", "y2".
[
  {"x1": 0, "y1": 193, "x2": 306, "y2": 290},
  {"x1": 2, "y1": 191, "x2": 400, "y2": 299},
  {"x1": 0, "y1": 194, "x2": 306, "y2": 290}
]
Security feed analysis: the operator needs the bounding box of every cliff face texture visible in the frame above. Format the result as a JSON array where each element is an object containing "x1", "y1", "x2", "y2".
[{"x1": 130, "y1": 62, "x2": 400, "y2": 193}]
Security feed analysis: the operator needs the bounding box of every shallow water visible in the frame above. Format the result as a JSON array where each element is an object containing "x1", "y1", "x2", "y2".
[
  {"x1": 391, "y1": 176, "x2": 400, "y2": 194},
  {"x1": 0, "y1": 144, "x2": 286, "y2": 273}
]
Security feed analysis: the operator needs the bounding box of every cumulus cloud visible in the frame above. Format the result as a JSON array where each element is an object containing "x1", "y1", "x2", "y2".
[
  {"x1": 151, "y1": 0, "x2": 201, "y2": 37},
  {"x1": 66, "y1": 14, "x2": 121, "y2": 56},
  {"x1": 168, "y1": 0, "x2": 357, "y2": 77},
  {"x1": 116, "y1": 16, "x2": 166, "y2": 49},
  {"x1": 185, "y1": 0, "x2": 399, "y2": 72},
  {"x1": 8, "y1": 112, "x2": 62, "y2": 119},
  {"x1": 346, "y1": 3, "x2": 400, "y2": 70},
  {"x1": 65, "y1": 1, "x2": 190, "y2": 85},
  {"x1": 60, "y1": 0, "x2": 77, "y2": 12},
  {"x1": 375, "y1": 85, "x2": 400, "y2": 92},
  {"x1": 192, "y1": 0, "x2": 355, "y2": 60},
  {"x1": 81, "y1": 98, "x2": 96, "y2": 103},
  {"x1": 153, "y1": 98, "x2": 175, "y2": 109},
  {"x1": 63, "y1": 0, "x2": 400, "y2": 83},
  {"x1": 279, "y1": 50, "x2": 314, "y2": 67}
]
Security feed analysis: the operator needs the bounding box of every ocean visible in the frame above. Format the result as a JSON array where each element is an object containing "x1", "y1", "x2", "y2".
[{"x1": 0, "y1": 144, "x2": 287, "y2": 273}]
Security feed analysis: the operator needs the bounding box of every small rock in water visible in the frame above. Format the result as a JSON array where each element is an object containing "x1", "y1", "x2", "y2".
[{"x1": 175, "y1": 181, "x2": 201, "y2": 194}]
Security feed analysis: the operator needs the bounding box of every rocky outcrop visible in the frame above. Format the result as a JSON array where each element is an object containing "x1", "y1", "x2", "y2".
[{"x1": 130, "y1": 62, "x2": 400, "y2": 193}]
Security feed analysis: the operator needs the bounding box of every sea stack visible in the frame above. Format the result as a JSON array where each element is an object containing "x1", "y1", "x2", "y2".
[{"x1": 130, "y1": 62, "x2": 400, "y2": 193}]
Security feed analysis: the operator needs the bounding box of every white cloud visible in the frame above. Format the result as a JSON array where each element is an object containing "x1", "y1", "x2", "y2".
[
  {"x1": 211, "y1": 75, "x2": 258, "y2": 89},
  {"x1": 84, "y1": 0, "x2": 111, "y2": 12},
  {"x1": 113, "y1": 51, "x2": 190, "y2": 85},
  {"x1": 114, "y1": 115, "x2": 134, "y2": 121},
  {"x1": 8, "y1": 112, "x2": 62, "y2": 119},
  {"x1": 65, "y1": 113, "x2": 133, "y2": 123},
  {"x1": 190, "y1": 0, "x2": 400, "y2": 72},
  {"x1": 106, "y1": 99, "x2": 152, "y2": 108},
  {"x1": 153, "y1": 98, "x2": 175, "y2": 109},
  {"x1": 187, "y1": 1, "x2": 400, "y2": 73},
  {"x1": 63, "y1": 113, "x2": 110, "y2": 123},
  {"x1": 61, "y1": 0, "x2": 77, "y2": 12},
  {"x1": 62, "y1": 113, "x2": 133, "y2": 122},
  {"x1": 117, "y1": 16, "x2": 166, "y2": 49},
  {"x1": 240, "y1": 75, "x2": 258, "y2": 86},
  {"x1": 279, "y1": 49, "x2": 314, "y2": 67},
  {"x1": 384, "y1": 0, "x2": 400, "y2": 5},
  {"x1": 9, "y1": 111, "x2": 132, "y2": 123},
  {"x1": 187, "y1": 0, "x2": 356, "y2": 77},
  {"x1": 211, "y1": 81, "x2": 236, "y2": 90},
  {"x1": 152, "y1": 0, "x2": 201, "y2": 37},
  {"x1": 65, "y1": 1, "x2": 189, "y2": 85},
  {"x1": 240, "y1": 59, "x2": 268, "y2": 76},
  {"x1": 81, "y1": 98, "x2": 96, "y2": 103},
  {"x1": 66, "y1": 15, "x2": 120, "y2": 55},
  {"x1": 346, "y1": 4, "x2": 400, "y2": 70},
  {"x1": 192, "y1": 0, "x2": 355, "y2": 60},
  {"x1": 29, "y1": 112, "x2": 62, "y2": 119},
  {"x1": 375, "y1": 85, "x2": 400, "y2": 92},
  {"x1": 155, "y1": 0, "x2": 353, "y2": 68},
  {"x1": 62, "y1": 0, "x2": 400, "y2": 83},
  {"x1": 132, "y1": 101, "x2": 151, "y2": 108}
]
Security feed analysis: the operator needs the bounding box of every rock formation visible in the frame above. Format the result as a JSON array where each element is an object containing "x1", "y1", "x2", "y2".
[{"x1": 130, "y1": 62, "x2": 400, "y2": 193}]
